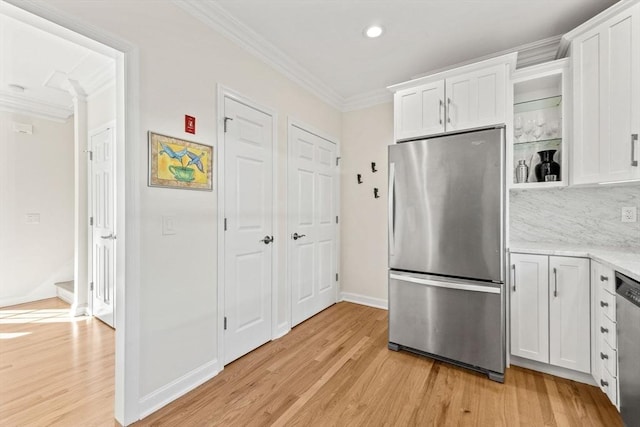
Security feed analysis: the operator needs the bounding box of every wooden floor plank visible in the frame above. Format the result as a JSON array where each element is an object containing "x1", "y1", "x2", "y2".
[{"x1": 0, "y1": 300, "x2": 622, "y2": 427}]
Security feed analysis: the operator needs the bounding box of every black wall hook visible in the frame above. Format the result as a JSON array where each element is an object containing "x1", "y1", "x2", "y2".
[
  {"x1": 357, "y1": 174, "x2": 363, "y2": 184},
  {"x1": 371, "y1": 162, "x2": 377, "y2": 173},
  {"x1": 374, "y1": 188, "x2": 380, "y2": 198}
]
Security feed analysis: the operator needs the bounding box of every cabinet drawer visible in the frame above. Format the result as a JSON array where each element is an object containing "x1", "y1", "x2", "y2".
[
  {"x1": 599, "y1": 365, "x2": 618, "y2": 407},
  {"x1": 598, "y1": 340, "x2": 617, "y2": 377},
  {"x1": 596, "y1": 265, "x2": 615, "y2": 293},
  {"x1": 599, "y1": 311, "x2": 617, "y2": 349},
  {"x1": 598, "y1": 286, "x2": 616, "y2": 321}
]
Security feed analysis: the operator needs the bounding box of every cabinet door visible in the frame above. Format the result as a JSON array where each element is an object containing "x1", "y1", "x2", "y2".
[
  {"x1": 572, "y1": 4, "x2": 640, "y2": 184},
  {"x1": 549, "y1": 256, "x2": 591, "y2": 373},
  {"x1": 394, "y1": 81, "x2": 445, "y2": 140},
  {"x1": 510, "y1": 253, "x2": 549, "y2": 363},
  {"x1": 445, "y1": 64, "x2": 505, "y2": 131}
]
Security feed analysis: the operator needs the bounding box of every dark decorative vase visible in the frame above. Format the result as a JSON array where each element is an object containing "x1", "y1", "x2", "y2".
[{"x1": 535, "y1": 149, "x2": 561, "y2": 182}]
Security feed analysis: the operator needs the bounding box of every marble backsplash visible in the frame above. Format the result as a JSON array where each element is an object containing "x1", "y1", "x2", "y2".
[{"x1": 510, "y1": 184, "x2": 640, "y2": 250}]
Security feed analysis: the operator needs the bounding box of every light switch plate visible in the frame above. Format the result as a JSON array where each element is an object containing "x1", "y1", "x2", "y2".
[
  {"x1": 162, "y1": 215, "x2": 177, "y2": 235},
  {"x1": 26, "y1": 213, "x2": 40, "y2": 224},
  {"x1": 621, "y1": 206, "x2": 637, "y2": 223}
]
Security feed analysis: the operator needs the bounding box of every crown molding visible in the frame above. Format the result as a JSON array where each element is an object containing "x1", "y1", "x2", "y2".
[
  {"x1": 0, "y1": 90, "x2": 72, "y2": 122},
  {"x1": 172, "y1": 0, "x2": 344, "y2": 111},
  {"x1": 342, "y1": 88, "x2": 392, "y2": 112},
  {"x1": 515, "y1": 35, "x2": 562, "y2": 69}
]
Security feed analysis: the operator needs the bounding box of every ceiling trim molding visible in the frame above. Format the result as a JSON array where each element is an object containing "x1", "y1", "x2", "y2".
[
  {"x1": 172, "y1": 0, "x2": 344, "y2": 111},
  {"x1": 0, "y1": 90, "x2": 73, "y2": 122},
  {"x1": 342, "y1": 88, "x2": 392, "y2": 112}
]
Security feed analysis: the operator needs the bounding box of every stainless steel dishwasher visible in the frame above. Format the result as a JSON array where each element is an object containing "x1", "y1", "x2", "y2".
[{"x1": 616, "y1": 271, "x2": 640, "y2": 426}]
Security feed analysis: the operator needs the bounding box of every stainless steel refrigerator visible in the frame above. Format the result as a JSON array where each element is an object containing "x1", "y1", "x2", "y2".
[{"x1": 388, "y1": 126, "x2": 505, "y2": 382}]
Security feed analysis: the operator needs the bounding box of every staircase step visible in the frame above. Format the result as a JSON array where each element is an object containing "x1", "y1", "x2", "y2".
[{"x1": 54, "y1": 281, "x2": 74, "y2": 304}]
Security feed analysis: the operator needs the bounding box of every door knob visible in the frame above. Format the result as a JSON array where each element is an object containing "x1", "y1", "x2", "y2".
[
  {"x1": 260, "y1": 235, "x2": 274, "y2": 244},
  {"x1": 100, "y1": 233, "x2": 116, "y2": 240},
  {"x1": 292, "y1": 232, "x2": 306, "y2": 240}
]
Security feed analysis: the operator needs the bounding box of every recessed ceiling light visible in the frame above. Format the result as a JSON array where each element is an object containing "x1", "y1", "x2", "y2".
[
  {"x1": 364, "y1": 25, "x2": 384, "y2": 38},
  {"x1": 8, "y1": 84, "x2": 26, "y2": 93}
]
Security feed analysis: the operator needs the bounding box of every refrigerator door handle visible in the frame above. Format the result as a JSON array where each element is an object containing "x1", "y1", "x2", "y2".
[
  {"x1": 388, "y1": 162, "x2": 396, "y2": 256},
  {"x1": 390, "y1": 273, "x2": 501, "y2": 294}
]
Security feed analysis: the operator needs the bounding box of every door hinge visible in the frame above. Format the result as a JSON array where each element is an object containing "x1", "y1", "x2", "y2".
[
  {"x1": 335, "y1": 216, "x2": 339, "y2": 224},
  {"x1": 336, "y1": 273, "x2": 339, "y2": 282},
  {"x1": 336, "y1": 156, "x2": 341, "y2": 166},
  {"x1": 224, "y1": 117, "x2": 233, "y2": 133},
  {"x1": 90, "y1": 282, "x2": 94, "y2": 291},
  {"x1": 224, "y1": 316, "x2": 227, "y2": 330},
  {"x1": 89, "y1": 216, "x2": 94, "y2": 226},
  {"x1": 224, "y1": 218, "x2": 227, "y2": 231}
]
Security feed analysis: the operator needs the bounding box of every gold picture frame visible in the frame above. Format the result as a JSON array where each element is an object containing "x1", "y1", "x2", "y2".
[{"x1": 148, "y1": 132, "x2": 213, "y2": 191}]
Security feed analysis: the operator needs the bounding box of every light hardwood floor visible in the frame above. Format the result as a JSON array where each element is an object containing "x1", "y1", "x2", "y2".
[
  {"x1": 0, "y1": 299, "x2": 622, "y2": 426},
  {"x1": 0, "y1": 298, "x2": 114, "y2": 426}
]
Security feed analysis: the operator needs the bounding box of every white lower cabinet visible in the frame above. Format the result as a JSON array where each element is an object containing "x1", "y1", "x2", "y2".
[
  {"x1": 510, "y1": 253, "x2": 591, "y2": 373},
  {"x1": 591, "y1": 261, "x2": 619, "y2": 408}
]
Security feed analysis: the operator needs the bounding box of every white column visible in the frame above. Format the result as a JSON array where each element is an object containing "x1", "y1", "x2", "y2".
[{"x1": 66, "y1": 79, "x2": 89, "y2": 316}]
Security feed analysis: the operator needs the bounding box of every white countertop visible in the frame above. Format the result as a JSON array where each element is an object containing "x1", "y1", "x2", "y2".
[{"x1": 509, "y1": 242, "x2": 640, "y2": 283}]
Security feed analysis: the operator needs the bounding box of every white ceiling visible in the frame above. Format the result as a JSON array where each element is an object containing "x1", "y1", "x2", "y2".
[
  {"x1": 180, "y1": 0, "x2": 617, "y2": 110},
  {"x1": 0, "y1": 13, "x2": 115, "y2": 121}
]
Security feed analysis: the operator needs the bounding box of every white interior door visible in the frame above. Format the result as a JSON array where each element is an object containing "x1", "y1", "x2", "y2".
[
  {"x1": 90, "y1": 127, "x2": 115, "y2": 328},
  {"x1": 223, "y1": 96, "x2": 274, "y2": 365},
  {"x1": 288, "y1": 124, "x2": 338, "y2": 327}
]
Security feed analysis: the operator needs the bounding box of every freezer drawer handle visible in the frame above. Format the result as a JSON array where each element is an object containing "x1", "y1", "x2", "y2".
[{"x1": 390, "y1": 273, "x2": 501, "y2": 294}]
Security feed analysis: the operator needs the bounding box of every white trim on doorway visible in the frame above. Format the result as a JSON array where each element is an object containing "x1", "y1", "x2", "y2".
[
  {"x1": 216, "y1": 85, "x2": 279, "y2": 368},
  {"x1": 0, "y1": 1, "x2": 141, "y2": 424}
]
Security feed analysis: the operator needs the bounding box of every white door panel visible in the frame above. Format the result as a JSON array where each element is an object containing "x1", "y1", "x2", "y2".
[
  {"x1": 90, "y1": 127, "x2": 115, "y2": 328},
  {"x1": 224, "y1": 96, "x2": 273, "y2": 365},
  {"x1": 289, "y1": 125, "x2": 337, "y2": 327}
]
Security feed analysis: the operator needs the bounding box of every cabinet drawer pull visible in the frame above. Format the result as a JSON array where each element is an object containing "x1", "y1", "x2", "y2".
[
  {"x1": 447, "y1": 98, "x2": 452, "y2": 123},
  {"x1": 439, "y1": 100, "x2": 443, "y2": 125},
  {"x1": 600, "y1": 274, "x2": 609, "y2": 282},
  {"x1": 600, "y1": 352, "x2": 609, "y2": 360},
  {"x1": 512, "y1": 264, "x2": 516, "y2": 292},
  {"x1": 600, "y1": 301, "x2": 609, "y2": 308},
  {"x1": 601, "y1": 379, "x2": 609, "y2": 387},
  {"x1": 600, "y1": 326, "x2": 609, "y2": 334},
  {"x1": 553, "y1": 267, "x2": 558, "y2": 298},
  {"x1": 632, "y1": 133, "x2": 638, "y2": 167}
]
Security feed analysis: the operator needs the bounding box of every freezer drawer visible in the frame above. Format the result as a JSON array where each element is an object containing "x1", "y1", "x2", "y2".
[{"x1": 388, "y1": 272, "x2": 504, "y2": 379}]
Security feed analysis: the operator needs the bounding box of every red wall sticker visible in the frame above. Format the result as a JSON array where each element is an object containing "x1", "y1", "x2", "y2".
[{"x1": 185, "y1": 115, "x2": 196, "y2": 134}]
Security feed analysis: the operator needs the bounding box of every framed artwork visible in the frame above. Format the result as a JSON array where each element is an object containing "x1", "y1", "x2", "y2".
[{"x1": 148, "y1": 132, "x2": 213, "y2": 191}]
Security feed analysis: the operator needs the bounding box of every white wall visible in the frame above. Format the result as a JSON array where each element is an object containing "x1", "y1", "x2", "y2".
[
  {"x1": 38, "y1": 0, "x2": 342, "y2": 413},
  {"x1": 0, "y1": 112, "x2": 74, "y2": 307},
  {"x1": 88, "y1": 83, "x2": 116, "y2": 130},
  {"x1": 340, "y1": 102, "x2": 393, "y2": 307}
]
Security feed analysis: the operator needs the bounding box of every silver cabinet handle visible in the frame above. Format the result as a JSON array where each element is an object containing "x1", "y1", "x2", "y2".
[
  {"x1": 260, "y1": 235, "x2": 274, "y2": 244},
  {"x1": 632, "y1": 133, "x2": 638, "y2": 167},
  {"x1": 101, "y1": 233, "x2": 116, "y2": 240},
  {"x1": 553, "y1": 267, "x2": 558, "y2": 298},
  {"x1": 446, "y1": 97, "x2": 452, "y2": 123},
  {"x1": 600, "y1": 326, "x2": 609, "y2": 334},
  {"x1": 601, "y1": 379, "x2": 609, "y2": 387},
  {"x1": 600, "y1": 274, "x2": 609, "y2": 282},
  {"x1": 438, "y1": 100, "x2": 443, "y2": 125},
  {"x1": 512, "y1": 264, "x2": 516, "y2": 292},
  {"x1": 292, "y1": 232, "x2": 306, "y2": 240},
  {"x1": 600, "y1": 301, "x2": 609, "y2": 308}
]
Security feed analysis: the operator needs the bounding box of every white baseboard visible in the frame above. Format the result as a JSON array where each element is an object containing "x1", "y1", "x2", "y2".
[
  {"x1": 273, "y1": 322, "x2": 290, "y2": 340},
  {"x1": 510, "y1": 355, "x2": 596, "y2": 385},
  {"x1": 0, "y1": 289, "x2": 57, "y2": 308},
  {"x1": 340, "y1": 292, "x2": 388, "y2": 310},
  {"x1": 56, "y1": 288, "x2": 74, "y2": 305},
  {"x1": 70, "y1": 302, "x2": 89, "y2": 317},
  {"x1": 138, "y1": 358, "x2": 220, "y2": 420}
]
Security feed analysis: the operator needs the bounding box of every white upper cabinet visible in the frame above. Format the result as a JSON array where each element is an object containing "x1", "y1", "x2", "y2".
[
  {"x1": 390, "y1": 53, "x2": 515, "y2": 141},
  {"x1": 394, "y1": 81, "x2": 445, "y2": 141},
  {"x1": 568, "y1": 2, "x2": 640, "y2": 184},
  {"x1": 446, "y1": 64, "x2": 506, "y2": 132}
]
